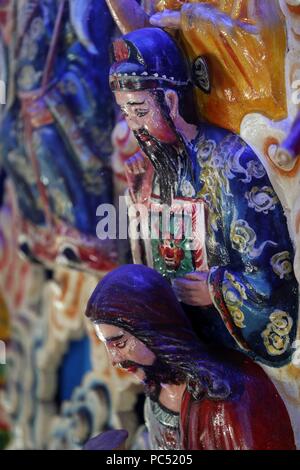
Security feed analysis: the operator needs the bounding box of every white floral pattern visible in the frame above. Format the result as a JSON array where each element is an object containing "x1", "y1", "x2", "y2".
[
  {"x1": 245, "y1": 186, "x2": 278, "y2": 214},
  {"x1": 180, "y1": 178, "x2": 196, "y2": 198},
  {"x1": 230, "y1": 219, "x2": 277, "y2": 258},
  {"x1": 197, "y1": 138, "x2": 216, "y2": 162},
  {"x1": 270, "y1": 251, "x2": 293, "y2": 279},
  {"x1": 262, "y1": 310, "x2": 293, "y2": 356}
]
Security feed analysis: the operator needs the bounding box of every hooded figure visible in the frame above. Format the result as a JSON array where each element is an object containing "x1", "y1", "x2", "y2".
[{"x1": 86, "y1": 264, "x2": 296, "y2": 450}]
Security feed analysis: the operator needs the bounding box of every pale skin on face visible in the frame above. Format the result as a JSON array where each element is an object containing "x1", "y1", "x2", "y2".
[
  {"x1": 94, "y1": 323, "x2": 185, "y2": 412},
  {"x1": 115, "y1": 89, "x2": 178, "y2": 178},
  {"x1": 115, "y1": 89, "x2": 199, "y2": 177},
  {"x1": 114, "y1": 90, "x2": 178, "y2": 142},
  {"x1": 114, "y1": 89, "x2": 198, "y2": 142},
  {"x1": 94, "y1": 323, "x2": 155, "y2": 382}
]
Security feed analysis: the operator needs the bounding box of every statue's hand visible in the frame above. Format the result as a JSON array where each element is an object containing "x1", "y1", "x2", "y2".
[
  {"x1": 150, "y1": 10, "x2": 181, "y2": 29},
  {"x1": 125, "y1": 150, "x2": 148, "y2": 176},
  {"x1": 125, "y1": 151, "x2": 154, "y2": 204},
  {"x1": 83, "y1": 429, "x2": 128, "y2": 450},
  {"x1": 172, "y1": 271, "x2": 213, "y2": 307}
]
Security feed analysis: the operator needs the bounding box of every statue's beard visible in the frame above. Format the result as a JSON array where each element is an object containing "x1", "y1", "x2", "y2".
[
  {"x1": 119, "y1": 359, "x2": 186, "y2": 402},
  {"x1": 133, "y1": 128, "x2": 192, "y2": 206}
]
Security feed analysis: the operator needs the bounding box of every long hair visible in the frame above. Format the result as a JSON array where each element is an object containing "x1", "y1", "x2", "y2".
[{"x1": 85, "y1": 264, "x2": 231, "y2": 400}]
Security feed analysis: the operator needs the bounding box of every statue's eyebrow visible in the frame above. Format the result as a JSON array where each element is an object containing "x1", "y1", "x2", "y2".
[
  {"x1": 105, "y1": 333, "x2": 125, "y2": 344},
  {"x1": 127, "y1": 100, "x2": 146, "y2": 106}
]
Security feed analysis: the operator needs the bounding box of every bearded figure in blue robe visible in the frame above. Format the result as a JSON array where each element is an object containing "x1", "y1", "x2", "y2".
[
  {"x1": 0, "y1": 0, "x2": 117, "y2": 272},
  {"x1": 109, "y1": 27, "x2": 299, "y2": 367}
]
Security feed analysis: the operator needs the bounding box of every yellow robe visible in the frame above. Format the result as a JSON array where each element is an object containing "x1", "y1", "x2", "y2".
[{"x1": 156, "y1": 0, "x2": 287, "y2": 133}]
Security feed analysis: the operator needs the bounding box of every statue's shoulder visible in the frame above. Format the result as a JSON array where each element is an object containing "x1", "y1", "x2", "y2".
[
  {"x1": 201, "y1": 122, "x2": 262, "y2": 161},
  {"x1": 195, "y1": 122, "x2": 266, "y2": 184},
  {"x1": 199, "y1": 122, "x2": 251, "y2": 150}
]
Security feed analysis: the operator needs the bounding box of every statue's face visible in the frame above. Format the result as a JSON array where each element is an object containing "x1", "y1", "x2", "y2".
[
  {"x1": 115, "y1": 88, "x2": 189, "y2": 205},
  {"x1": 114, "y1": 90, "x2": 177, "y2": 144},
  {"x1": 94, "y1": 323, "x2": 155, "y2": 382}
]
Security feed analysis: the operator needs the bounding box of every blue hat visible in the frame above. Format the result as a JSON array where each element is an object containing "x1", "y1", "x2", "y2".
[{"x1": 109, "y1": 28, "x2": 190, "y2": 92}]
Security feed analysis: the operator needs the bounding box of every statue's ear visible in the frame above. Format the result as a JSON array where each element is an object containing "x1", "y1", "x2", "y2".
[
  {"x1": 191, "y1": 56, "x2": 211, "y2": 94},
  {"x1": 164, "y1": 89, "x2": 179, "y2": 121}
]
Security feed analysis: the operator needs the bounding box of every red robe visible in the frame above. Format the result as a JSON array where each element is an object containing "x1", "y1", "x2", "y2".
[{"x1": 180, "y1": 355, "x2": 296, "y2": 450}]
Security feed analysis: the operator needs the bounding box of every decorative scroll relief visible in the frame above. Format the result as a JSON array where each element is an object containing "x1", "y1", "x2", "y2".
[
  {"x1": 4, "y1": 309, "x2": 39, "y2": 450},
  {"x1": 48, "y1": 372, "x2": 114, "y2": 450},
  {"x1": 2, "y1": 262, "x2": 139, "y2": 449},
  {"x1": 37, "y1": 267, "x2": 94, "y2": 372},
  {"x1": 0, "y1": 171, "x2": 138, "y2": 450},
  {"x1": 239, "y1": 1, "x2": 300, "y2": 450},
  {"x1": 0, "y1": 182, "x2": 39, "y2": 314},
  {"x1": 0, "y1": 181, "x2": 43, "y2": 449},
  {"x1": 240, "y1": 0, "x2": 300, "y2": 284},
  {"x1": 47, "y1": 370, "x2": 140, "y2": 450},
  {"x1": 36, "y1": 267, "x2": 139, "y2": 449},
  {"x1": 30, "y1": 268, "x2": 96, "y2": 449}
]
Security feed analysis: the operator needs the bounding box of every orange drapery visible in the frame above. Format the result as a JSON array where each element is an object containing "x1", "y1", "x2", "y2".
[{"x1": 156, "y1": 0, "x2": 287, "y2": 133}]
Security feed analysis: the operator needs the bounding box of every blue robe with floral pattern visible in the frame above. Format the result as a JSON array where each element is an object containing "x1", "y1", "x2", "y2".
[
  {"x1": 0, "y1": 0, "x2": 115, "y2": 234},
  {"x1": 189, "y1": 123, "x2": 299, "y2": 367}
]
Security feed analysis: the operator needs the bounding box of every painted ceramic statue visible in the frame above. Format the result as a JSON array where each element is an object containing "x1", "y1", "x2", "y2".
[
  {"x1": 108, "y1": 27, "x2": 298, "y2": 368},
  {"x1": 85, "y1": 264, "x2": 296, "y2": 450},
  {"x1": 0, "y1": 0, "x2": 117, "y2": 273}
]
